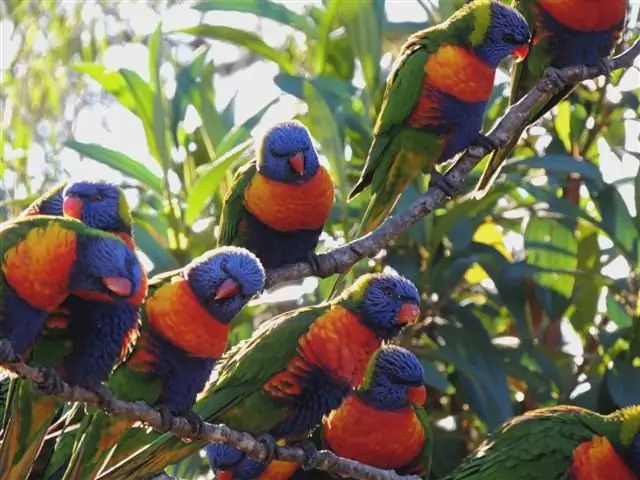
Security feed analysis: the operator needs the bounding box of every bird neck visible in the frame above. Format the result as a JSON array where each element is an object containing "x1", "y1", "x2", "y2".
[{"x1": 144, "y1": 278, "x2": 231, "y2": 359}]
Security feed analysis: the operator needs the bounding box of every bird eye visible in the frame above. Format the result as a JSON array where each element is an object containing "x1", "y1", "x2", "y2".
[
  {"x1": 269, "y1": 148, "x2": 287, "y2": 158},
  {"x1": 383, "y1": 287, "x2": 398, "y2": 298},
  {"x1": 502, "y1": 33, "x2": 518, "y2": 44},
  {"x1": 220, "y1": 259, "x2": 230, "y2": 273},
  {"x1": 90, "y1": 193, "x2": 102, "y2": 201}
]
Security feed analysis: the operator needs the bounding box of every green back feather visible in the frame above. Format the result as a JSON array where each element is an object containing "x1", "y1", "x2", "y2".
[{"x1": 216, "y1": 160, "x2": 257, "y2": 247}]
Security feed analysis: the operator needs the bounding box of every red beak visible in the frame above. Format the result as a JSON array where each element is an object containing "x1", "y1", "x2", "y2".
[
  {"x1": 288, "y1": 152, "x2": 305, "y2": 176},
  {"x1": 214, "y1": 278, "x2": 240, "y2": 300},
  {"x1": 396, "y1": 303, "x2": 420, "y2": 325},
  {"x1": 102, "y1": 276, "x2": 133, "y2": 297},
  {"x1": 63, "y1": 196, "x2": 84, "y2": 219},
  {"x1": 513, "y1": 43, "x2": 529, "y2": 62},
  {"x1": 407, "y1": 385, "x2": 427, "y2": 406}
]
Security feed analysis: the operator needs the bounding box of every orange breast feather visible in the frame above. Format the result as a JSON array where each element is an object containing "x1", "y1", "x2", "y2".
[
  {"x1": 322, "y1": 395, "x2": 425, "y2": 469},
  {"x1": 244, "y1": 166, "x2": 334, "y2": 232},
  {"x1": 2, "y1": 223, "x2": 77, "y2": 311},
  {"x1": 538, "y1": 0, "x2": 628, "y2": 32},
  {"x1": 145, "y1": 278, "x2": 230, "y2": 358},
  {"x1": 569, "y1": 436, "x2": 637, "y2": 480},
  {"x1": 423, "y1": 45, "x2": 496, "y2": 103},
  {"x1": 264, "y1": 306, "x2": 381, "y2": 398},
  {"x1": 258, "y1": 460, "x2": 298, "y2": 480}
]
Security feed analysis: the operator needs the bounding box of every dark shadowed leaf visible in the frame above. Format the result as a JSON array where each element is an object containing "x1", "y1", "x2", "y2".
[{"x1": 606, "y1": 359, "x2": 640, "y2": 407}]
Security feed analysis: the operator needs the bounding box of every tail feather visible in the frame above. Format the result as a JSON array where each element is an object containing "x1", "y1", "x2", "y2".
[{"x1": 0, "y1": 380, "x2": 62, "y2": 480}]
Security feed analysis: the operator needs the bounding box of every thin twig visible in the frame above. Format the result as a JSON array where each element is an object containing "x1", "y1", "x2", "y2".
[
  {"x1": 0, "y1": 356, "x2": 419, "y2": 480},
  {"x1": 263, "y1": 39, "x2": 640, "y2": 289}
]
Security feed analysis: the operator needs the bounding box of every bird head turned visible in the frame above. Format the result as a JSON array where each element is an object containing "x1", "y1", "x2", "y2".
[
  {"x1": 206, "y1": 444, "x2": 266, "y2": 480},
  {"x1": 186, "y1": 246, "x2": 266, "y2": 323},
  {"x1": 62, "y1": 181, "x2": 133, "y2": 235},
  {"x1": 257, "y1": 120, "x2": 320, "y2": 184},
  {"x1": 454, "y1": 0, "x2": 531, "y2": 68},
  {"x1": 70, "y1": 234, "x2": 145, "y2": 304},
  {"x1": 341, "y1": 272, "x2": 421, "y2": 340},
  {"x1": 359, "y1": 345, "x2": 427, "y2": 411}
]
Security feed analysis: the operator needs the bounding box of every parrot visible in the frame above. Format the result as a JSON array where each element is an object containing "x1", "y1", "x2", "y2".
[
  {"x1": 96, "y1": 272, "x2": 422, "y2": 480},
  {"x1": 217, "y1": 120, "x2": 335, "y2": 271},
  {"x1": 206, "y1": 345, "x2": 433, "y2": 480},
  {"x1": 45, "y1": 246, "x2": 265, "y2": 480},
  {"x1": 0, "y1": 215, "x2": 146, "y2": 480},
  {"x1": 474, "y1": 0, "x2": 629, "y2": 197},
  {"x1": 441, "y1": 404, "x2": 640, "y2": 479},
  {"x1": 0, "y1": 180, "x2": 140, "y2": 480},
  {"x1": 328, "y1": 0, "x2": 531, "y2": 298}
]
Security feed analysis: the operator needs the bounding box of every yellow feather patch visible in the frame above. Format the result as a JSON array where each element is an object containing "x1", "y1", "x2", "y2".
[
  {"x1": 470, "y1": 2, "x2": 492, "y2": 47},
  {"x1": 2, "y1": 223, "x2": 77, "y2": 311},
  {"x1": 619, "y1": 405, "x2": 640, "y2": 445}
]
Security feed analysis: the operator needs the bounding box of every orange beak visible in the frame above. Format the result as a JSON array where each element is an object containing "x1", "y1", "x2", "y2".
[
  {"x1": 288, "y1": 152, "x2": 305, "y2": 176},
  {"x1": 407, "y1": 385, "x2": 427, "y2": 406},
  {"x1": 63, "y1": 195, "x2": 84, "y2": 219},
  {"x1": 214, "y1": 278, "x2": 240, "y2": 300},
  {"x1": 396, "y1": 303, "x2": 420, "y2": 325},
  {"x1": 513, "y1": 43, "x2": 529, "y2": 62},
  {"x1": 102, "y1": 276, "x2": 133, "y2": 297}
]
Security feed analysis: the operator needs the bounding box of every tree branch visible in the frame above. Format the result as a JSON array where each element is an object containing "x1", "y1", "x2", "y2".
[
  {"x1": 0, "y1": 353, "x2": 419, "y2": 480},
  {"x1": 263, "y1": 38, "x2": 640, "y2": 289}
]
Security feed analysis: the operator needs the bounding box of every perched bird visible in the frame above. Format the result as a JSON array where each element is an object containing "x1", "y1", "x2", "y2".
[
  {"x1": 442, "y1": 405, "x2": 640, "y2": 479},
  {"x1": 0, "y1": 216, "x2": 146, "y2": 480},
  {"x1": 45, "y1": 247, "x2": 265, "y2": 480},
  {"x1": 217, "y1": 120, "x2": 335, "y2": 270},
  {"x1": 320, "y1": 345, "x2": 432, "y2": 477},
  {"x1": 97, "y1": 272, "x2": 422, "y2": 480},
  {"x1": 348, "y1": 0, "x2": 530, "y2": 235},
  {"x1": 474, "y1": 0, "x2": 629, "y2": 197},
  {"x1": 207, "y1": 346, "x2": 432, "y2": 480}
]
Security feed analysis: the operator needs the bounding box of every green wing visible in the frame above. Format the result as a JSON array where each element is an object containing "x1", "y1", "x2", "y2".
[
  {"x1": 217, "y1": 161, "x2": 257, "y2": 247},
  {"x1": 442, "y1": 407, "x2": 604, "y2": 480},
  {"x1": 348, "y1": 44, "x2": 432, "y2": 200},
  {"x1": 413, "y1": 405, "x2": 433, "y2": 479},
  {"x1": 97, "y1": 305, "x2": 326, "y2": 480}
]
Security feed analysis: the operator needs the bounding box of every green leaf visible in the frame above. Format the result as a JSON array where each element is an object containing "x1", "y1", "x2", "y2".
[
  {"x1": 605, "y1": 292, "x2": 632, "y2": 328},
  {"x1": 193, "y1": 0, "x2": 315, "y2": 37},
  {"x1": 525, "y1": 216, "x2": 578, "y2": 319},
  {"x1": 177, "y1": 25, "x2": 296, "y2": 75},
  {"x1": 216, "y1": 97, "x2": 279, "y2": 156},
  {"x1": 132, "y1": 217, "x2": 180, "y2": 275},
  {"x1": 635, "y1": 164, "x2": 640, "y2": 232},
  {"x1": 148, "y1": 25, "x2": 171, "y2": 170},
  {"x1": 606, "y1": 359, "x2": 640, "y2": 407},
  {"x1": 72, "y1": 63, "x2": 137, "y2": 113},
  {"x1": 553, "y1": 101, "x2": 572, "y2": 153},
  {"x1": 171, "y1": 46, "x2": 208, "y2": 146},
  {"x1": 505, "y1": 155, "x2": 605, "y2": 191},
  {"x1": 65, "y1": 140, "x2": 163, "y2": 194},
  {"x1": 568, "y1": 231, "x2": 601, "y2": 333},
  {"x1": 419, "y1": 359, "x2": 454, "y2": 394},
  {"x1": 184, "y1": 139, "x2": 253, "y2": 225}
]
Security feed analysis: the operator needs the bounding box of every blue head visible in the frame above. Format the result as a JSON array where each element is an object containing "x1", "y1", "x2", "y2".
[
  {"x1": 70, "y1": 235, "x2": 145, "y2": 303},
  {"x1": 63, "y1": 181, "x2": 133, "y2": 235},
  {"x1": 206, "y1": 444, "x2": 266, "y2": 480},
  {"x1": 631, "y1": 433, "x2": 640, "y2": 474},
  {"x1": 257, "y1": 121, "x2": 320, "y2": 184},
  {"x1": 460, "y1": 0, "x2": 531, "y2": 68},
  {"x1": 344, "y1": 273, "x2": 421, "y2": 340},
  {"x1": 359, "y1": 345, "x2": 427, "y2": 411},
  {"x1": 186, "y1": 246, "x2": 265, "y2": 324}
]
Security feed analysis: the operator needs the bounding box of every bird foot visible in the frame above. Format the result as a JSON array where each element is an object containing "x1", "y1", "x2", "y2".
[
  {"x1": 35, "y1": 367, "x2": 66, "y2": 396},
  {"x1": 295, "y1": 440, "x2": 319, "y2": 471},
  {"x1": 541, "y1": 67, "x2": 566, "y2": 93},
  {"x1": 182, "y1": 410, "x2": 205, "y2": 438},
  {"x1": 256, "y1": 433, "x2": 278, "y2": 465},
  {"x1": 93, "y1": 383, "x2": 118, "y2": 412},
  {"x1": 306, "y1": 252, "x2": 322, "y2": 277},
  {"x1": 0, "y1": 340, "x2": 18, "y2": 364},
  {"x1": 597, "y1": 58, "x2": 612, "y2": 77},
  {"x1": 471, "y1": 133, "x2": 499, "y2": 152},
  {"x1": 155, "y1": 404, "x2": 175, "y2": 433},
  {"x1": 428, "y1": 167, "x2": 457, "y2": 199}
]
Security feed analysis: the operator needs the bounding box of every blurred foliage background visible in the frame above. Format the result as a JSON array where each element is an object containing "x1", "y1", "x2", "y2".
[{"x1": 2, "y1": 0, "x2": 640, "y2": 478}]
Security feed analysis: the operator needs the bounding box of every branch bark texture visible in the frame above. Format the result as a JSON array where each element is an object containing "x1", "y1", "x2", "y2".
[{"x1": 263, "y1": 38, "x2": 640, "y2": 289}]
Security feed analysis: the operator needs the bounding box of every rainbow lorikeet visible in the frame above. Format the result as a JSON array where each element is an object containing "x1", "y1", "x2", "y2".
[
  {"x1": 442, "y1": 405, "x2": 640, "y2": 479},
  {"x1": 217, "y1": 120, "x2": 335, "y2": 270},
  {"x1": 0, "y1": 181, "x2": 140, "y2": 480},
  {"x1": 207, "y1": 345, "x2": 432, "y2": 480},
  {"x1": 45, "y1": 247, "x2": 265, "y2": 480},
  {"x1": 474, "y1": 0, "x2": 629, "y2": 197},
  {"x1": 348, "y1": 0, "x2": 531, "y2": 236},
  {"x1": 0, "y1": 215, "x2": 146, "y2": 480},
  {"x1": 96, "y1": 272, "x2": 422, "y2": 480}
]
